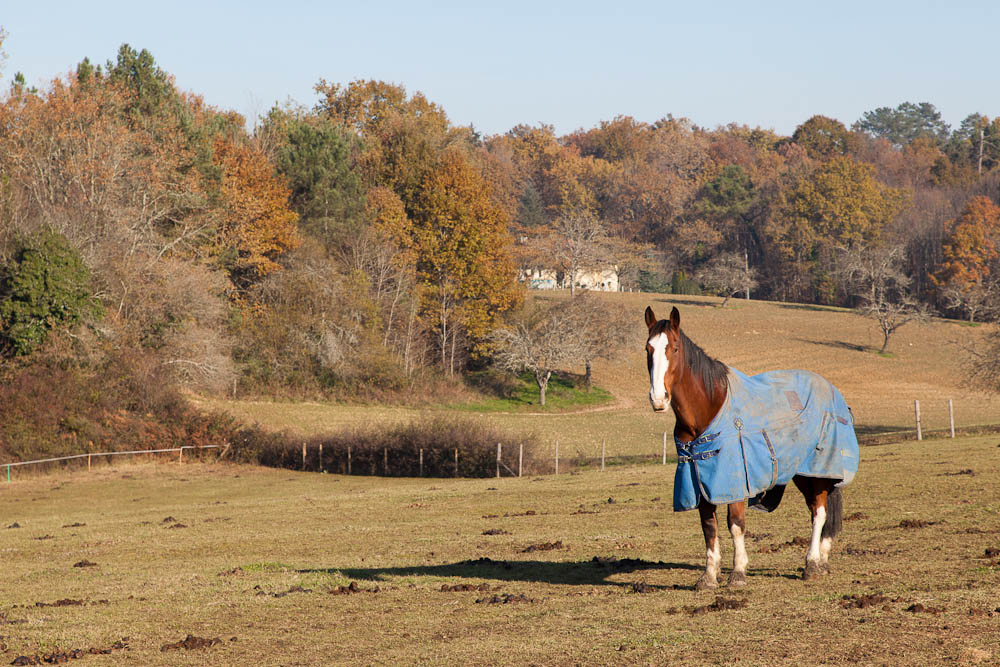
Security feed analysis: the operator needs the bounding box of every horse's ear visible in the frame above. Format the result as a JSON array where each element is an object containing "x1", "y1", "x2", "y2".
[
  {"x1": 670, "y1": 307, "x2": 680, "y2": 331},
  {"x1": 644, "y1": 306, "x2": 656, "y2": 329}
]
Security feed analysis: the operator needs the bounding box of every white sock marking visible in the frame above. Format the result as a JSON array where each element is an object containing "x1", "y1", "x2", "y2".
[
  {"x1": 807, "y1": 506, "x2": 826, "y2": 565},
  {"x1": 731, "y1": 523, "x2": 748, "y2": 574}
]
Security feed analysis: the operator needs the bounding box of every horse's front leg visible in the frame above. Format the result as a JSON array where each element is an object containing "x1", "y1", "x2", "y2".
[
  {"x1": 695, "y1": 500, "x2": 721, "y2": 590},
  {"x1": 726, "y1": 501, "x2": 748, "y2": 587}
]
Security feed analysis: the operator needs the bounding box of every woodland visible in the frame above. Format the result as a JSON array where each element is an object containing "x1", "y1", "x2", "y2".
[{"x1": 2, "y1": 41, "x2": 1000, "y2": 460}]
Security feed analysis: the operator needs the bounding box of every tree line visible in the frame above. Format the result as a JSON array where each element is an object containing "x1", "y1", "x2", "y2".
[{"x1": 2, "y1": 40, "x2": 1000, "y2": 408}]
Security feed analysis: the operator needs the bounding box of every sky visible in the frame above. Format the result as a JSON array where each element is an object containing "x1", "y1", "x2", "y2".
[{"x1": 3, "y1": 1, "x2": 998, "y2": 137}]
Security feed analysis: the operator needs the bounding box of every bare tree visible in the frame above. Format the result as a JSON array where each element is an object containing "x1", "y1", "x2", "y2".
[
  {"x1": 696, "y1": 252, "x2": 759, "y2": 307},
  {"x1": 965, "y1": 325, "x2": 1000, "y2": 392},
  {"x1": 551, "y1": 213, "x2": 608, "y2": 296},
  {"x1": 561, "y1": 293, "x2": 633, "y2": 389},
  {"x1": 941, "y1": 278, "x2": 1000, "y2": 323},
  {"x1": 489, "y1": 302, "x2": 580, "y2": 405},
  {"x1": 838, "y1": 245, "x2": 929, "y2": 353}
]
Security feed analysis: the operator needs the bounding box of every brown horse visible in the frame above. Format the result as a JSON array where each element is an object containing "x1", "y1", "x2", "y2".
[{"x1": 645, "y1": 306, "x2": 858, "y2": 587}]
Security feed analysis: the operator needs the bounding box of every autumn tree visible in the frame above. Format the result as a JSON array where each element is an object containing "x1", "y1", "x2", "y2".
[
  {"x1": 933, "y1": 196, "x2": 1000, "y2": 321},
  {"x1": 549, "y1": 212, "x2": 609, "y2": 296},
  {"x1": 792, "y1": 115, "x2": 860, "y2": 160}
]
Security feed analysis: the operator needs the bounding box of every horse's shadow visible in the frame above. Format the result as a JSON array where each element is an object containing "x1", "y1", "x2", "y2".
[{"x1": 297, "y1": 557, "x2": 797, "y2": 588}]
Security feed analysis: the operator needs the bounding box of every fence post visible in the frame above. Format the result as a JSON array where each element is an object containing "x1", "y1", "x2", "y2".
[
  {"x1": 384, "y1": 447, "x2": 388, "y2": 476},
  {"x1": 6, "y1": 464, "x2": 10, "y2": 483},
  {"x1": 319, "y1": 443, "x2": 323, "y2": 472},
  {"x1": 179, "y1": 447, "x2": 183, "y2": 464},
  {"x1": 454, "y1": 448, "x2": 459, "y2": 477},
  {"x1": 601, "y1": 440, "x2": 605, "y2": 471},
  {"x1": 949, "y1": 399, "x2": 955, "y2": 438},
  {"x1": 347, "y1": 447, "x2": 352, "y2": 475},
  {"x1": 555, "y1": 441, "x2": 559, "y2": 475},
  {"x1": 88, "y1": 453, "x2": 91, "y2": 472},
  {"x1": 518, "y1": 444, "x2": 523, "y2": 478},
  {"x1": 302, "y1": 442, "x2": 306, "y2": 470},
  {"x1": 663, "y1": 432, "x2": 667, "y2": 465},
  {"x1": 914, "y1": 400, "x2": 922, "y2": 441},
  {"x1": 496, "y1": 443, "x2": 501, "y2": 479},
  {"x1": 419, "y1": 449, "x2": 423, "y2": 477}
]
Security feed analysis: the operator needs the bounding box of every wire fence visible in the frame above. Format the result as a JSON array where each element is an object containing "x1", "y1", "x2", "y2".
[{"x1": 3, "y1": 444, "x2": 226, "y2": 482}]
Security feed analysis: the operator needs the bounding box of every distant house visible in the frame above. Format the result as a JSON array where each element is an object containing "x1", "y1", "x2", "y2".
[{"x1": 520, "y1": 267, "x2": 619, "y2": 292}]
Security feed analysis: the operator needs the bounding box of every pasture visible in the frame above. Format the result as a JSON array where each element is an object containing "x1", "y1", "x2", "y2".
[{"x1": 2, "y1": 434, "x2": 999, "y2": 665}]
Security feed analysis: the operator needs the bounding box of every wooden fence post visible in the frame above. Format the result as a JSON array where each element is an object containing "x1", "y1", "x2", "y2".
[
  {"x1": 347, "y1": 446, "x2": 352, "y2": 475},
  {"x1": 496, "y1": 443, "x2": 501, "y2": 479},
  {"x1": 319, "y1": 443, "x2": 323, "y2": 472},
  {"x1": 454, "y1": 448, "x2": 459, "y2": 477},
  {"x1": 178, "y1": 447, "x2": 183, "y2": 464},
  {"x1": 914, "y1": 400, "x2": 922, "y2": 441},
  {"x1": 518, "y1": 444, "x2": 523, "y2": 478},
  {"x1": 302, "y1": 442, "x2": 306, "y2": 470},
  {"x1": 419, "y1": 449, "x2": 424, "y2": 477},
  {"x1": 384, "y1": 447, "x2": 388, "y2": 475},
  {"x1": 88, "y1": 453, "x2": 91, "y2": 472},
  {"x1": 949, "y1": 399, "x2": 955, "y2": 438},
  {"x1": 555, "y1": 441, "x2": 559, "y2": 475}
]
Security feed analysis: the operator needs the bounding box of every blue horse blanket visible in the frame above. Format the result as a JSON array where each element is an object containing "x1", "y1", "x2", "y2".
[{"x1": 673, "y1": 368, "x2": 859, "y2": 512}]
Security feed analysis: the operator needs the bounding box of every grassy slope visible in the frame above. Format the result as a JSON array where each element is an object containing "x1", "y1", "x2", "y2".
[
  {"x1": 196, "y1": 292, "x2": 1000, "y2": 463},
  {"x1": 1, "y1": 435, "x2": 999, "y2": 664}
]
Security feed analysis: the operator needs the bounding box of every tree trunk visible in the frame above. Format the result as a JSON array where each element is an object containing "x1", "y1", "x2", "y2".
[
  {"x1": 584, "y1": 359, "x2": 592, "y2": 391},
  {"x1": 880, "y1": 328, "x2": 891, "y2": 354},
  {"x1": 536, "y1": 369, "x2": 551, "y2": 406}
]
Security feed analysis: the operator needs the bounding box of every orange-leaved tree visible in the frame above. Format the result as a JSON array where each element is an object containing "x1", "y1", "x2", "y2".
[{"x1": 933, "y1": 195, "x2": 1000, "y2": 321}]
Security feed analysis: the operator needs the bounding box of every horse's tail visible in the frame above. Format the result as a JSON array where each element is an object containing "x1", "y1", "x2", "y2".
[{"x1": 822, "y1": 486, "x2": 843, "y2": 540}]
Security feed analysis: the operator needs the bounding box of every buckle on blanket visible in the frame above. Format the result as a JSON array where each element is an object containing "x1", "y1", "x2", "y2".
[
  {"x1": 677, "y1": 448, "x2": 721, "y2": 463},
  {"x1": 675, "y1": 431, "x2": 722, "y2": 463}
]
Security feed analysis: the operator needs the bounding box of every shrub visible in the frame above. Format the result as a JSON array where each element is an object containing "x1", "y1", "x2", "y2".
[{"x1": 233, "y1": 416, "x2": 538, "y2": 478}]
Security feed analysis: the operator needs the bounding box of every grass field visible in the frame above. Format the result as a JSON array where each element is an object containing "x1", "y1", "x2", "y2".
[
  {"x1": 194, "y1": 292, "x2": 1000, "y2": 463},
  {"x1": 2, "y1": 434, "x2": 999, "y2": 665}
]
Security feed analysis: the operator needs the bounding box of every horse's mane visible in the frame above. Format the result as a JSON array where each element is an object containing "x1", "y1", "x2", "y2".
[
  {"x1": 652, "y1": 318, "x2": 729, "y2": 403},
  {"x1": 679, "y1": 330, "x2": 730, "y2": 404}
]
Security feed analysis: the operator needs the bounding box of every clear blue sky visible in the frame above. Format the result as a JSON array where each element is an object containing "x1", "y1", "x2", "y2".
[{"x1": 3, "y1": 1, "x2": 997, "y2": 137}]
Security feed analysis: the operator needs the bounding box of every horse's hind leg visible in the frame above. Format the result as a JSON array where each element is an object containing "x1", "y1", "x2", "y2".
[
  {"x1": 695, "y1": 500, "x2": 721, "y2": 590},
  {"x1": 726, "y1": 501, "x2": 748, "y2": 587},
  {"x1": 793, "y1": 476, "x2": 839, "y2": 580}
]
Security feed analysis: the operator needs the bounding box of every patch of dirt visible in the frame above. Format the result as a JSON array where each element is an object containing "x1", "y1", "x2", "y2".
[
  {"x1": 72, "y1": 560, "x2": 98, "y2": 568},
  {"x1": 254, "y1": 585, "x2": 311, "y2": 598},
  {"x1": 606, "y1": 497, "x2": 617, "y2": 504},
  {"x1": 475, "y1": 593, "x2": 535, "y2": 604},
  {"x1": 12, "y1": 638, "x2": 128, "y2": 664},
  {"x1": 161, "y1": 516, "x2": 178, "y2": 524},
  {"x1": 616, "y1": 482, "x2": 640, "y2": 487},
  {"x1": 460, "y1": 557, "x2": 514, "y2": 570},
  {"x1": 7, "y1": 523, "x2": 20, "y2": 529},
  {"x1": 845, "y1": 546, "x2": 887, "y2": 556},
  {"x1": 689, "y1": 596, "x2": 747, "y2": 614},
  {"x1": 845, "y1": 512, "x2": 870, "y2": 521},
  {"x1": 33, "y1": 599, "x2": 84, "y2": 608},
  {"x1": 983, "y1": 547, "x2": 1000, "y2": 558},
  {"x1": 591, "y1": 556, "x2": 670, "y2": 571},
  {"x1": 941, "y1": 469, "x2": 975, "y2": 476},
  {"x1": 440, "y1": 583, "x2": 492, "y2": 592},
  {"x1": 165, "y1": 523, "x2": 188, "y2": 529},
  {"x1": 160, "y1": 635, "x2": 221, "y2": 652},
  {"x1": 629, "y1": 581, "x2": 656, "y2": 593},
  {"x1": 32, "y1": 535, "x2": 54, "y2": 541},
  {"x1": 217, "y1": 567, "x2": 245, "y2": 577},
  {"x1": 906, "y1": 603, "x2": 946, "y2": 614},
  {"x1": 61, "y1": 523, "x2": 86, "y2": 528},
  {"x1": 898, "y1": 519, "x2": 940, "y2": 529},
  {"x1": 522, "y1": 540, "x2": 565, "y2": 553},
  {"x1": 840, "y1": 593, "x2": 899, "y2": 609},
  {"x1": 571, "y1": 509, "x2": 599, "y2": 515},
  {"x1": 759, "y1": 536, "x2": 811, "y2": 553},
  {"x1": 481, "y1": 528, "x2": 510, "y2": 535},
  {"x1": 328, "y1": 582, "x2": 380, "y2": 595}
]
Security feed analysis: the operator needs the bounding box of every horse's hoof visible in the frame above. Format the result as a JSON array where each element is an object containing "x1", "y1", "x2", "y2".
[
  {"x1": 695, "y1": 574, "x2": 718, "y2": 590},
  {"x1": 727, "y1": 571, "x2": 747, "y2": 587},
  {"x1": 802, "y1": 562, "x2": 824, "y2": 581}
]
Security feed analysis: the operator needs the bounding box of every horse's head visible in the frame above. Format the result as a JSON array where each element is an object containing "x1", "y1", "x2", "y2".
[{"x1": 644, "y1": 306, "x2": 681, "y2": 413}]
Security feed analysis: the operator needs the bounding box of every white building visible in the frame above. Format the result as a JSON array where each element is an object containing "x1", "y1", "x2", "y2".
[{"x1": 520, "y1": 267, "x2": 619, "y2": 292}]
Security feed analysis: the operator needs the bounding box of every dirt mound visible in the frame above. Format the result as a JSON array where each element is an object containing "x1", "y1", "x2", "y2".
[
  {"x1": 629, "y1": 581, "x2": 656, "y2": 594},
  {"x1": 476, "y1": 593, "x2": 535, "y2": 604},
  {"x1": 906, "y1": 603, "x2": 946, "y2": 614},
  {"x1": 481, "y1": 528, "x2": 510, "y2": 535},
  {"x1": 329, "y1": 582, "x2": 380, "y2": 595},
  {"x1": 12, "y1": 638, "x2": 128, "y2": 664},
  {"x1": 72, "y1": 560, "x2": 97, "y2": 568},
  {"x1": 845, "y1": 546, "x2": 887, "y2": 556},
  {"x1": 942, "y1": 469, "x2": 975, "y2": 476},
  {"x1": 440, "y1": 583, "x2": 492, "y2": 592},
  {"x1": 522, "y1": 540, "x2": 565, "y2": 553},
  {"x1": 898, "y1": 519, "x2": 940, "y2": 529},
  {"x1": 759, "y1": 536, "x2": 810, "y2": 553},
  {"x1": 62, "y1": 523, "x2": 86, "y2": 528},
  {"x1": 160, "y1": 635, "x2": 221, "y2": 651},
  {"x1": 689, "y1": 596, "x2": 747, "y2": 614},
  {"x1": 845, "y1": 512, "x2": 869, "y2": 521},
  {"x1": 840, "y1": 593, "x2": 897, "y2": 609},
  {"x1": 254, "y1": 585, "x2": 311, "y2": 598}
]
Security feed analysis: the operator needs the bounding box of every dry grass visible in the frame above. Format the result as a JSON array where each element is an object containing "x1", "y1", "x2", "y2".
[
  {"x1": 195, "y1": 292, "x2": 1000, "y2": 462},
  {"x1": 1, "y1": 433, "x2": 999, "y2": 665}
]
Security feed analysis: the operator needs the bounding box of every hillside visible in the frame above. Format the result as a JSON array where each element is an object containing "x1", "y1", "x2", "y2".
[{"x1": 196, "y1": 291, "x2": 1000, "y2": 462}]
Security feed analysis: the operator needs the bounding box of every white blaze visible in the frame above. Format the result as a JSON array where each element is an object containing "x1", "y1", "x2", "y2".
[{"x1": 648, "y1": 332, "x2": 669, "y2": 409}]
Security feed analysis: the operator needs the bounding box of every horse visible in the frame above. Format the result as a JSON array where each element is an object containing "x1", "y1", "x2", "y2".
[{"x1": 644, "y1": 306, "x2": 860, "y2": 588}]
